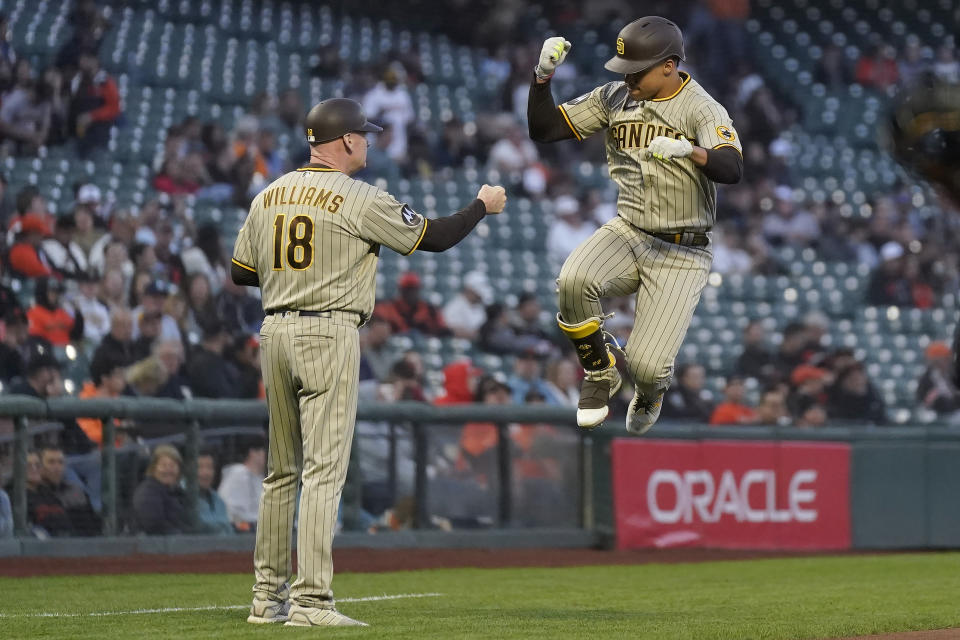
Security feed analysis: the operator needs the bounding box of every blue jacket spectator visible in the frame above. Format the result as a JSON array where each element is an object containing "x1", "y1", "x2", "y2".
[{"x1": 195, "y1": 451, "x2": 233, "y2": 535}]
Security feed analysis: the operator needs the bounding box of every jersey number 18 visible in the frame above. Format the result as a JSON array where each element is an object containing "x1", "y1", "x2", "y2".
[{"x1": 272, "y1": 214, "x2": 314, "y2": 270}]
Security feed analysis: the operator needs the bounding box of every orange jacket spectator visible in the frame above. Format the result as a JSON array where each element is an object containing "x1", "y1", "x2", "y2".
[
  {"x1": 76, "y1": 353, "x2": 129, "y2": 446},
  {"x1": 434, "y1": 360, "x2": 482, "y2": 405},
  {"x1": 709, "y1": 403, "x2": 757, "y2": 425},
  {"x1": 374, "y1": 272, "x2": 451, "y2": 336},
  {"x1": 27, "y1": 304, "x2": 74, "y2": 346},
  {"x1": 8, "y1": 213, "x2": 55, "y2": 278}
]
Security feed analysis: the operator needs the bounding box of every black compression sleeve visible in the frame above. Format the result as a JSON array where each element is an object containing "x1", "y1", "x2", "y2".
[
  {"x1": 700, "y1": 146, "x2": 743, "y2": 184},
  {"x1": 231, "y1": 261, "x2": 259, "y2": 287},
  {"x1": 527, "y1": 75, "x2": 576, "y2": 143},
  {"x1": 418, "y1": 199, "x2": 487, "y2": 252}
]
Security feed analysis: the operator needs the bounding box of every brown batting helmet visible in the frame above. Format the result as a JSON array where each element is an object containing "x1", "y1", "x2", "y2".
[
  {"x1": 604, "y1": 16, "x2": 685, "y2": 75},
  {"x1": 303, "y1": 98, "x2": 383, "y2": 145}
]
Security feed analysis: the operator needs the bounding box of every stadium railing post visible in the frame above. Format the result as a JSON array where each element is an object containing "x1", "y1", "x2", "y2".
[
  {"x1": 12, "y1": 416, "x2": 28, "y2": 537},
  {"x1": 413, "y1": 421, "x2": 428, "y2": 529},
  {"x1": 496, "y1": 422, "x2": 511, "y2": 527},
  {"x1": 579, "y1": 432, "x2": 594, "y2": 531},
  {"x1": 101, "y1": 415, "x2": 117, "y2": 536},
  {"x1": 183, "y1": 418, "x2": 201, "y2": 532}
]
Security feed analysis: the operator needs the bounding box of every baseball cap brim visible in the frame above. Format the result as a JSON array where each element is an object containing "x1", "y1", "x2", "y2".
[
  {"x1": 604, "y1": 55, "x2": 656, "y2": 75},
  {"x1": 357, "y1": 121, "x2": 383, "y2": 134}
]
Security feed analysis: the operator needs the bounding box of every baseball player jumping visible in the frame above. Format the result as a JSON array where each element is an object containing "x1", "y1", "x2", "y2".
[
  {"x1": 232, "y1": 98, "x2": 506, "y2": 626},
  {"x1": 527, "y1": 16, "x2": 743, "y2": 433}
]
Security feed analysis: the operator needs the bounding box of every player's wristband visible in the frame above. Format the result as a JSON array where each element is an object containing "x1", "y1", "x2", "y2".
[{"x1": 534, "y1": 65, "x2": 553, "y2": 81}]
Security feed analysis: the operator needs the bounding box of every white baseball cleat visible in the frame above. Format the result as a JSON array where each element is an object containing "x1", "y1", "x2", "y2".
[
  {"x1": 577, "y1": 365, "x2": 623, "y2": 428},
  {"x1": 284, "y1": 604, "x2": 368, "y2": 627},
  {"x1": 247, "y1": 590, "x2": 290, "y2": 624},
  {"x1": 625, "y1": 389, "x2": 664, "y2": 435}
]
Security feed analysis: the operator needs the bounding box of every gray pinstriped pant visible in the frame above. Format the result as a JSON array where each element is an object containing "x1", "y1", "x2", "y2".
[
  {"x1": 557, "y1": 216, "x2": 712, "y2": 395},
  {"x1": 253, "y1": 310, "x2": 360, "y2": 608}
]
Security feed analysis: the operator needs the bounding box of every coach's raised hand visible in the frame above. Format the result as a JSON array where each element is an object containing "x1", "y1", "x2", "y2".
[
  {"x1": 477, "y1": 184, "x2": 507, "y2": 214},
  {"x1": 535, "y1": 36, "x2": 572, "y2": 80}
]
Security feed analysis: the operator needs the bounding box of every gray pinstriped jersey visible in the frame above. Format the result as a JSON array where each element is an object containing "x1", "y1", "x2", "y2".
[
  {"x1": 232, "y1": 167, "x2": 427, "y2": 317},
  {"x1": 558, "y1": 72, "x2": 741, "y2": 232}
]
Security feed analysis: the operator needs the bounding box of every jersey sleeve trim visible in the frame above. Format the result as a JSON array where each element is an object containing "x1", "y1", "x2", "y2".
[
  {"x1": 651, "y1": 72, "x2": 691, "y2": 102},
  {"x1": 556, "y1": 105, "x2": 583, "y2": 141},
  {"x1": 403, "y1": 219, "x2": 429, "y2": 256},
  {"x1": 231, "y1": 257, "x2": 256, "y2": 272},
  {"x1": 712, "y1": 143, "x2": 743, "y2": 155}
]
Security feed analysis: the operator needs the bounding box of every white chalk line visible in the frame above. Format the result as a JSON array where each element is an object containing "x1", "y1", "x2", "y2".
[{"x1": 0, "y1": 592, "x2": 444, "y2": 619}]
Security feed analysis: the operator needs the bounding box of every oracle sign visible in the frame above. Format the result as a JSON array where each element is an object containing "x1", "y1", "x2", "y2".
[{"x1": 612, "y1": 440, "x2": 851, "y2": 550}]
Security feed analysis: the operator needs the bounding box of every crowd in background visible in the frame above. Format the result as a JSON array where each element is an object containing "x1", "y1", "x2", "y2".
[{"x1": 0, "y1": 0, "x2": 958, "y2": 538}]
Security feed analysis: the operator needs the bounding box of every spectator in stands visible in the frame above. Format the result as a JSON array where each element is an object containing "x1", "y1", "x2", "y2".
[
  {"x1": 93, "y1": 307, "x2": 135, "y2": 366},
  {"x1": 27, "y1": 278, "x2": 81, "y2": 347},
  {"x1": 97, "y1": 269, "x2": 127, "y2": 314},
  {"x1": 77, "y1": 352, "x2": 128, "y2": 447},
  {"x1": 133, "y1": 445, "x2": 190, "y2": 535},
  {"x1": 0, "y1": 77, "x2": 50, "y2": 154},
  {"x1": 488, "y1": 123, "x2": 539, "y2": 177},
  {"x1": 855, "y1": 44, "x2": 900, "y2": 90},
  {"x1": 39, "y1": 445, "x2": 101, "y2": 536},
  {"x1": 867, "y1": 242, "x2": 914, "y2": 307},
  {"x1": 916, "y1": 342, "x2": 960, "y2": 417},
  {"x1": 546, "y1": 195, "x2": 597, "y2": 266},
  {"x1": 932, "y1": 43, "x2": 959, "y2": 84},
  {"x1": 184, "y1": 272, "x2": 215, "y2": 337},
  {"x1": 0, "y1": 13, "x2": 15, "y2": 69},
  {"x1": 187, "y1": 316, "x2": 241, "y2": 398},
  {"x1": 662, "y1": 363, "x2": 715, "y2": 423},
  {"x1": 709, "y1": 376, "x2": 757, "y2": 425},
  {"x1": 754, "y1": 388, "x2": 790, "y2": 426},
  {"x1": 41, "y1": 67, "x2": 70, "y2": 146},
  {"x1": 712, "y1": 225, "x2": 754, "y2": 274},
  {"x1": 195, "y1": 449, "x2": 233, "y2": 535},
  {"x1": 152, "y1": 339, "x2": 188, "y2": 399},
  {"x1": 215, "y1": 272, "x2": 263, "y2": 336},
  {"x1": 132, "y1": 280, "x2": 181, "y2": 343},
  {"x1": 787, "y1": 365, "x2": 831, "y2": 420},
  {"x1": 794, "y1": 395, "x2": 828, "y2": 428},
  {"x1": 153, "y1": 153, "x2": 203, "y2": 196},
  {"x1": 827, "y1": 363, "x2": 887, "y2": 424},
  {"x1": 379, "y1": 356, "x2": 428, "y2": 402},
  {"x1": 507, "y1": 348, "x2": 556, "y2": 406},
  {"x1": 761, "y1": 186, "x2": 819, "y2": 247},
  {"x1": 69, "y1": 203, "x2": 101, "y2": 258},
  {"x1": 375, "y1": 272, "x2": 450, "y2": 337},
  {"x1": 24, "y1": 450, "x2": 74, "y2": 537},
  {"x1": 68, "y1": 271, "x2": 109, "y2": 343},
  {"x1": 0, "y1": 308, "x2": 28, "y2": 384},
  {"x1": 543, "y1": 356, "x2": 580, "y2": 406},
  {"x1": 218, "y1": 437, "x2": 266, "y2": 532},
  {"x1": 7, "y1": 184, "x2": 50, "y2": 230},
  {"x1": 0, "y1": 260, "x2": 18, "y2": 318},
  {"x1": 89, "y1": 210, "x2": 136, "y2": 277},
  {"x1": 442, "y1": 271, "x2": 493, "y2": 340},
  {"x1": 898, "y1": 37, "x2": 929, "y2": 89},
  {"x1": 125, "y1": 355, "x2": 170, "y2": 397},
  {"x1": 363, "y1": 66, "x2": 415, "y2": 166},
  {"x1": 69, "y1": 51, "x2": 120, "y2": 155},
  {"x1": 42, "y1": 213, "x2": 88, "y2": 279},
  {"x1": 181, "y1": 224, "x2": 227, "y2": 295},
  {"x1": 8, "y1": 213, "x2": 54, "y2": 278},
  {"x1": 435, "y1": 359, "x2": 483, "y2": 405},
  {"x1": 511, "y1": 292, "x2": 560, "y2": 354},
  {"x1": 359, "y1": 315, "x2": 394, "y2": 383},
  {"x1": 816, "y1": 43, "x2": 855, "y2": 89},
  {"x1": 227, "y1": 334, "x2": 262, "y2": 399},
  {"x1": 775, "y1": 322, "x2": 813, "y2": 375},
  {"x1": 478, "y1": 302, "x2": 551, "y2": 357}
]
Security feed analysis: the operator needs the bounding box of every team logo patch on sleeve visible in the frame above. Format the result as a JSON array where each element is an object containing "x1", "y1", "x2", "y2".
[
  {"x1": 716, "y1": 125, "x2": 736, "y2": 141},
  {"x1": 400, "y1": 205, "x2": 422, "y2": 226}
]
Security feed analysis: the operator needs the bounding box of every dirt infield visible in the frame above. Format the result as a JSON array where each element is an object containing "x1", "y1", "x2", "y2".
[{"x1": 0, "y1": 547, "x2": 849, "y2": 577}]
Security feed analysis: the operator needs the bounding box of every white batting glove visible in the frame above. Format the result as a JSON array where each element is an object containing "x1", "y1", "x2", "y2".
[
  {"x1": 535, "y1": 36, "x2": 572, "y2": 80},
  {"x1": 647, "y1": 136, "x2": 693, "y2": 163}
]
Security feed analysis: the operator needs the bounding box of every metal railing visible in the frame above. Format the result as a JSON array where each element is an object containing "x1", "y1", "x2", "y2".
[
  {"x1": 0, "y1": 396, "x2": 590, "y2": 538},
  {"x1": 2, "y1": 395, "x2": 959, "y2": 539}
]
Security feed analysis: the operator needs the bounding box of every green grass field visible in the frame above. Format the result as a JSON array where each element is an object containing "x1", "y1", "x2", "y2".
[{"x1": 2, "y1": 553, "x2": 959, "y2": 639}]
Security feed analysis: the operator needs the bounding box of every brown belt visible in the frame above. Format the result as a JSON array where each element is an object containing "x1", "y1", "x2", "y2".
[{"x1": 647, "y1": 230, "x2": 710, "y2": 247}]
